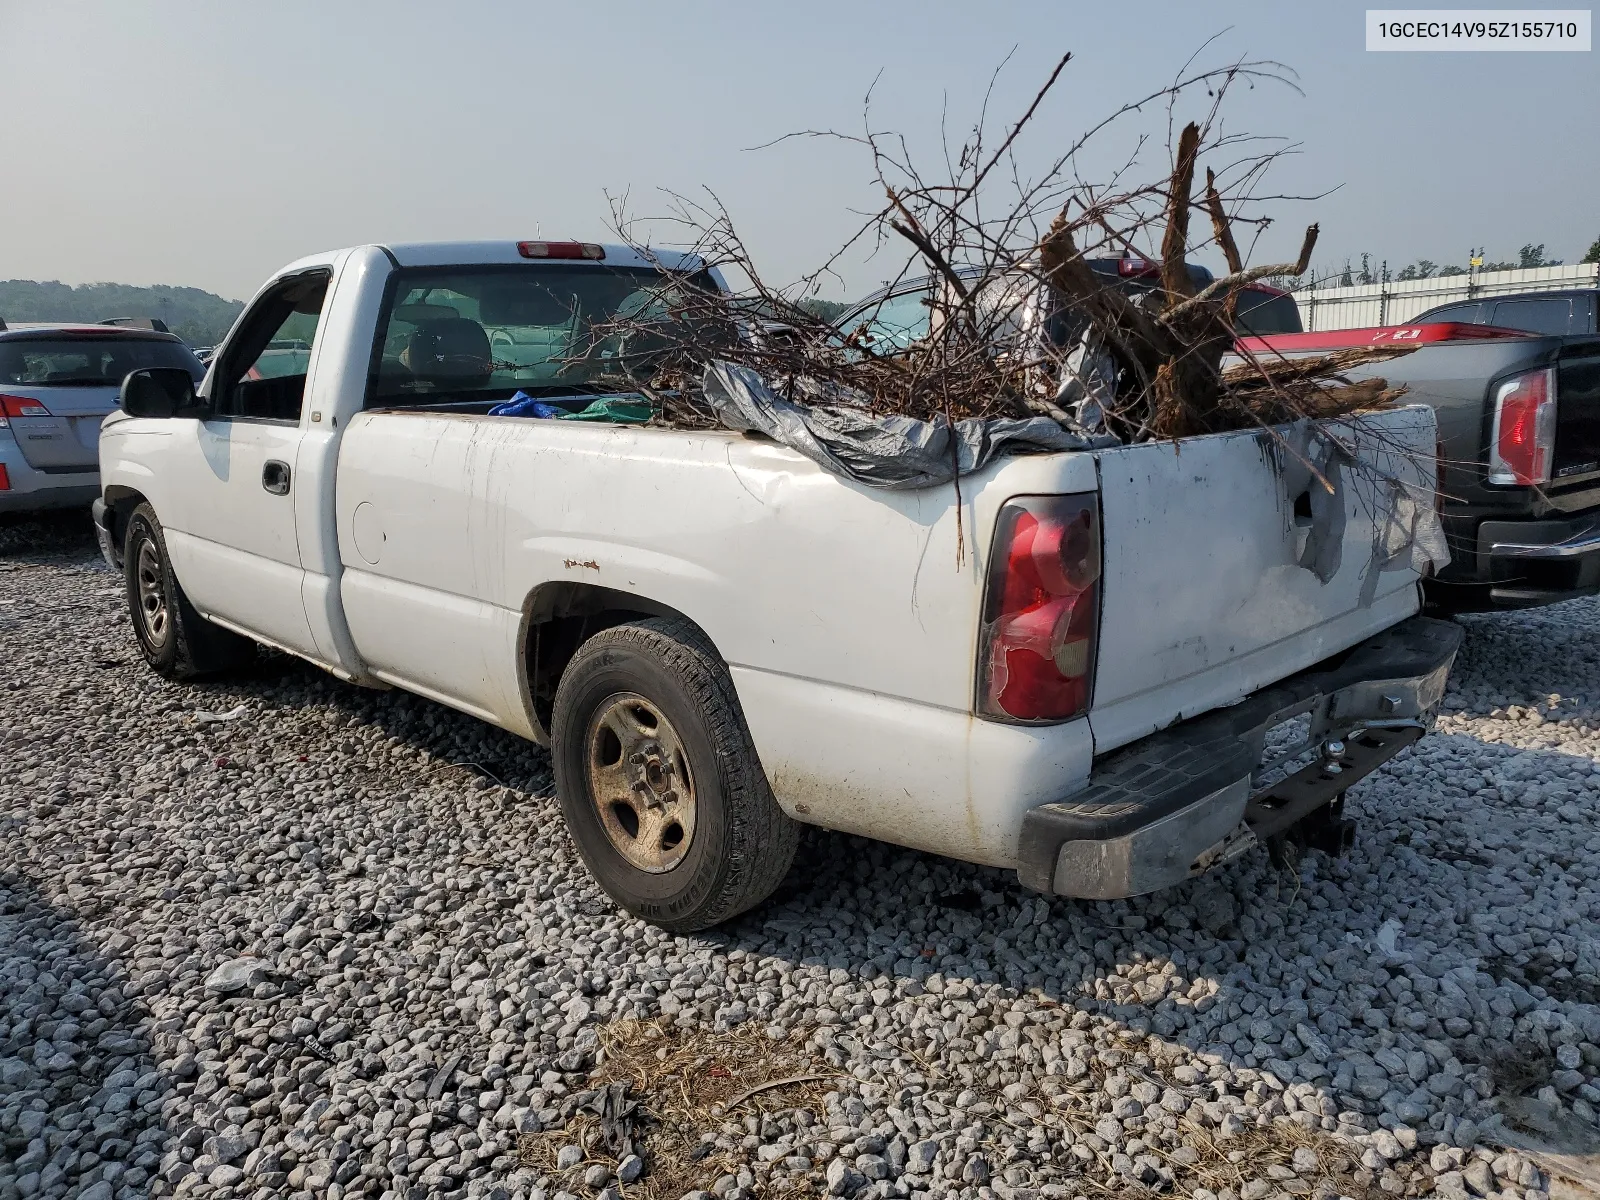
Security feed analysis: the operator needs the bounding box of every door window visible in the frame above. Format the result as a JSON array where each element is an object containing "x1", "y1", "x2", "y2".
[
  {"x1": 1414, "y1": 303, "x2": 1483, "y2": 326},
  {"x1": 211, "y1": 272, "x2": 330, "y2": 421},
  {"x1": 1489, "y1": 297, "x2": 1574, "y2": 336}
]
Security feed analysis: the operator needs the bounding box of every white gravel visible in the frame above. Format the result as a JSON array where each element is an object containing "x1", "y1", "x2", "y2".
[{"x1": 3, "y1": 512, "x2": 1598, "y2": 1200}]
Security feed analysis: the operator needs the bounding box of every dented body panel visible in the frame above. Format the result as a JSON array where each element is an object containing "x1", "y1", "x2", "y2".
[{"x1": 1090, "y1": 407, "x2": 1438, "y2": 753}]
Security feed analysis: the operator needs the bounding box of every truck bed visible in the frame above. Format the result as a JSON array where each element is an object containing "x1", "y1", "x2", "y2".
[{"x1": 330, "y1": 402, "x2": 1437, "y2": 865}]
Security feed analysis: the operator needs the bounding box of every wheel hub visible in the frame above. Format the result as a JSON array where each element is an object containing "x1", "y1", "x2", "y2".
[
  {"x1": 135, "y1": 538, "x2": 170, "y2": 650},
  {"x1": 586, "y1": 693, "x2": 696, "y2": 873}
]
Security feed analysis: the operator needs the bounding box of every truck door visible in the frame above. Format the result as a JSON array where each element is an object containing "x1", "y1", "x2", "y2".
[{"x1": 160, "y1": 270, "x2": 330, "y2": 658}]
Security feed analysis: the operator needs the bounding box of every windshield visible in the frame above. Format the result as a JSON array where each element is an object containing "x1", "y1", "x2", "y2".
[
  {"x1": 368, "y1": 264, "x2": 715, "y2": 406},
  {"x1": 0, "y1": 336, "x2": 204, "y2": 387}
]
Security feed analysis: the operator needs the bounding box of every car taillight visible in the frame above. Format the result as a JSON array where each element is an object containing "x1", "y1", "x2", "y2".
[
  {"x1": 0, "y1": 394, "x2": 52, "y2": 423},
  {"x1": 1488, "y1": 366, "x2": 1557, "y2": 486},
  {"x1": 0, "y1": 464, "x2": 9, "y2": 491},
  {"x1": 978, "y1": 494, "x2": 1101, "y2": 722},
  {"x1": 517, "y1": 241, "x2": 605, "y2": 260}
]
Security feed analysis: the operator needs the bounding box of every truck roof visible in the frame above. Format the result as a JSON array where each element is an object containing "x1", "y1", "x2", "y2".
[
  {"x1": 0, "y1": 322, "x2": 184, "y2": 343},
  {"x1": 274, "y1": 241, "x2": 708, "y2": 278}
]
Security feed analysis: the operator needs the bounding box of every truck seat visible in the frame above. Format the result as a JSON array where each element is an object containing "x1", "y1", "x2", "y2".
[{"x1": 404, "y1": 318, "x2": 492, "y2": 383}]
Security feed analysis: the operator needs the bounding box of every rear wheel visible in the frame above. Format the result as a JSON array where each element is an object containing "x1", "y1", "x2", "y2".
[
  {"x1": 551, "y1": 617, "x2": 799, "y2": 932},
  {"x1": 124, "y1": 502, "x2": 254, "y2": 680}
]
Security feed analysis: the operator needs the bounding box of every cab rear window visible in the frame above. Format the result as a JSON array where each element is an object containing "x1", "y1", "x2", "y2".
[
  {"x1": 367, "y1": 264, "x2": 715, "y2": 406},
  {"x1": 0, "y1": 337, "x2": 203, "y2": 387}
]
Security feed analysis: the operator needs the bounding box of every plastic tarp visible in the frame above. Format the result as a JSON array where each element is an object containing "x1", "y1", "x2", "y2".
[
  {"x1": 489, "y1": 391, "x2": 653, "y2": 424},
  {"x1": 700, "y1": 361, "x2": 1114, "y2": 491}
]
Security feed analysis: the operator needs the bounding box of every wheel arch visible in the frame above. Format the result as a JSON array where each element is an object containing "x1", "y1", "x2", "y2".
[
  {"x1": 516, "y1": 581, "x2": 720, "y2": 745},
  {"x1": 99, "y1": 485, "x2": 150, "y2": 570}
]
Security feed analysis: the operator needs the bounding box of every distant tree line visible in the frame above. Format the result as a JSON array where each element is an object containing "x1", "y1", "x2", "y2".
[
  {"x1": 1314, "y1": 239, "x2": 1600, "y2": 289},
  {"x1": 797, "y1": 297, "x2": 849, "y2": 322},
  {"x1": 0, "y1": 280, "x2": 244, "y2": 347}
]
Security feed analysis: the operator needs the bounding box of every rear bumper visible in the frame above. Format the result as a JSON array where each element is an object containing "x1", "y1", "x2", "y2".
[
  {"x1": 1431, "y1": 507, "x2": 1600, "y2": 609},
  {"x1": 1479, "y1": 512, "x2": 1600, "y2": 606},
  {"x1": 1017, "y1": 615, "x2": 1462, "y2": 899},
  {"x1": 0, "y1": 433, "x2": 99, "y2": 513}
]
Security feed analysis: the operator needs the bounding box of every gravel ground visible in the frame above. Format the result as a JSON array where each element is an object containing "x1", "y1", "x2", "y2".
[{"x1": 4, "y1": 512, "x2": 1599, "y2": 1200}]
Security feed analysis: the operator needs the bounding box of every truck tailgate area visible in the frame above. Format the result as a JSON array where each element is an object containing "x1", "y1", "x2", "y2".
[{"x1": 1088, "y1": 405, "x2": 1439, "y2": 753}]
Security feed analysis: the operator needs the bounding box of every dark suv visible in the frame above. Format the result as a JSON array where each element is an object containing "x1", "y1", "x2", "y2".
[{"x1": 1414, "y1": 290, "x2": 1598, "y2": 337}]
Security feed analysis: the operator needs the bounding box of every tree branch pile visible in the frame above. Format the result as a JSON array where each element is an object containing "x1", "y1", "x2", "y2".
[{"x1": 580, "y1": 53, "x2": 1412, "y2": 445}]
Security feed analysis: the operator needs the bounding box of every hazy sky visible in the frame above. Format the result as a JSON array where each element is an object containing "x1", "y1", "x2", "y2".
[{"x1": 3, "y1": 1, "x2": 1595, "y2": 302}]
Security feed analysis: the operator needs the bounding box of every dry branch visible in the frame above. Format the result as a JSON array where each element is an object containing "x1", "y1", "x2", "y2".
[{"x1": 583, "y1": 49, "x2": 1409, "y2": 455}]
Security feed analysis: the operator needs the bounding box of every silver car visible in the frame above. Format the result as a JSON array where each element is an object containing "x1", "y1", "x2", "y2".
[{"x1": 0, "y1": 322, "x2": 205, "y2": 512}]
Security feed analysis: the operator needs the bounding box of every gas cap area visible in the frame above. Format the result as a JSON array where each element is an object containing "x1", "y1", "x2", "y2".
[{"x1": 352, "y1": 501, "x2": 386, "y2": 565}]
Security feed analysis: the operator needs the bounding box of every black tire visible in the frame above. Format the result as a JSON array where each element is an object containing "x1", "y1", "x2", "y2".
[
  {"x1": 551, "y1": 616, "x2": 799, "y2": 932},
  {"x1": 124, "y1": 502, "x2": 255, "y2": 680}
]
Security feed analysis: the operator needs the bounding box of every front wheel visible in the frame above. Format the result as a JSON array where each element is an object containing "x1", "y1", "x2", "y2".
[
  {"x1": 550, "y1": 617, "x2": 799, "y2": 932},
  {"x1": 124, "y1": 502, "x2": 254, "y2": 680}
]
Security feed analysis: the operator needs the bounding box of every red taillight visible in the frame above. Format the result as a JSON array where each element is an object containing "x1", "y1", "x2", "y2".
[
  {"x1": 1117, "y1": 254, "x2": 1157, "y2": 277},
  {"x1": 1488, "y1": 366, "x2": 1557, "y2": 486},
  {"x1": 0, "y1": 464, "x2": 9, "y2": 491},
  {"x1": 517, "y1": 241, "x2": 605, "y2": 261},
  {"x1": 978, "y1": 494, "x2": 1101, "y2": 722},
  {"x1": 0, "y1": 394, "x2": 52, "y2": 420}
]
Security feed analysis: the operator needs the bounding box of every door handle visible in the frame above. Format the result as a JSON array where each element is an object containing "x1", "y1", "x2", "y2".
[{"x1": 262, "y1": 460, "x2": 291, "y2": 495}]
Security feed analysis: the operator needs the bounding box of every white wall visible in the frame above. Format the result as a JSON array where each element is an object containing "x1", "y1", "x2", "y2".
[{"x1": 1295, "y1": 263, "x2": 1599, "y2": 330}]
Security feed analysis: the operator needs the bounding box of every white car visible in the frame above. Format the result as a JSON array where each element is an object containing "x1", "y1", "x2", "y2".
[
  {"x1": 0, "y1": 321, "x2": 204, "y2": 512},
  {"x1": 95, "y1": 239, "x2": 1459, "y2": 930}
]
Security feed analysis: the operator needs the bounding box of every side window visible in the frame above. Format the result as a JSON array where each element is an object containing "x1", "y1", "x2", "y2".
[
  {"x1": 846, "y1": 287, "x2": 932, "y2": 354},
  {"x1": 1232, "y1": 290, "x2": 1303, "y2": 336},
  {"x1": 210, "y1": 272, "x2": 330, "y2": 421},
  {"x1": 1490, "y1": 297, "x2": 1573, "y2": 336},
  {"x1": 1582, "y1": 294, "x2": 1599, "y2": 335},
  {"x1": 1415, "y1": 303, "x2": 1482, "y2": 326}
]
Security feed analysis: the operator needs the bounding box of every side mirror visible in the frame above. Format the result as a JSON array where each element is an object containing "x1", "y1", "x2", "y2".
[{"x1": 120, "y1": 367, "x2": 201, "y2": 419}]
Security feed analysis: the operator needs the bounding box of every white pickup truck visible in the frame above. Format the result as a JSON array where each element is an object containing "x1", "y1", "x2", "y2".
[{"x1": 95, "y1": 240, "x2": 1461, "y2": 931}]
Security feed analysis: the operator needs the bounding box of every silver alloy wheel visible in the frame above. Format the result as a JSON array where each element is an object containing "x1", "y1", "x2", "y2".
[
  {"x1": 135, "y1": 538, "x2": 170, "y2": 649},
  {"x1": 585, "y1": 692, "x2": 697, "y2": 873}
]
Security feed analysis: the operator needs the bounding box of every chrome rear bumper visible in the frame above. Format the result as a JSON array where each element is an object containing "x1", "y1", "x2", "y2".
[{"x1": 1017, "y1": 615, "x2": 1462, "y2": 900}]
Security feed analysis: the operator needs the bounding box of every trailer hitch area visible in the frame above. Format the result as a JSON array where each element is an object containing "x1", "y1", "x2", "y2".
[{"x1": 1268, "y1": 792, "x2": 1358, "y2": 867}]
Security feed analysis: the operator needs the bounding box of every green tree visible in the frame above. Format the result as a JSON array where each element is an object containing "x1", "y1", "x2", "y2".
[
  {"x1": 0, "y1": 279, "x2": 244, "y2": 346},
  {"x1": 1518, "y1": 243, "x2": 1562, "y2": 269},
  {"x1": 1582, "y1": 236, "x2": 1600, "y2": 264},
  {"x1": 797, "y1": 297, "x2": 849, "y2": 322}
]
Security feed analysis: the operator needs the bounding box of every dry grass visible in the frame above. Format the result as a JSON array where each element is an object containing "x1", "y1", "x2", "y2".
[
  {"x1": 1022, "y1": 1037, "x2": 1396, "y2": 1199},
  {"x1": 518, "y1": 1017, "x2": 1417, "y2": 1199},
  {"x1": 517, "y1": 1019, "x2": 840, "y2": 1200}
]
